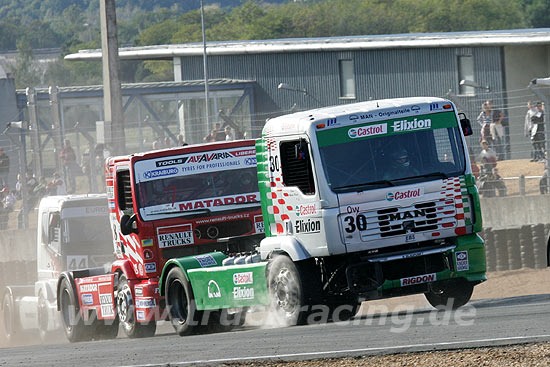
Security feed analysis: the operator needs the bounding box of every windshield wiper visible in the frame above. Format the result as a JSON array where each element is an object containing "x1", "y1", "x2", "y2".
[
  {"x1": 390, "y1": 172, "x2": 448, "y2": 183},
  {"x1": 335, "y1": 180, "x2": 394, "y2": 192},
  {"x1": 148, "y1": 208, "x2": 211, "y2": 216}
]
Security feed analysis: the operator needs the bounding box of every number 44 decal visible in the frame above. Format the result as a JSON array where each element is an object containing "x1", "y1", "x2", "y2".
[
  {"x1": 343, "y1": 214, "x2": 367, "y2": 233},
  {"x1": 67, "y1": 256, "x2": 88, "y2": 271}
]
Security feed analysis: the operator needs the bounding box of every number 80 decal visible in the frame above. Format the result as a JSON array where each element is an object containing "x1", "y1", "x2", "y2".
[{"x1": 343, "y1": 214, "x2": 367, "y2": 233}]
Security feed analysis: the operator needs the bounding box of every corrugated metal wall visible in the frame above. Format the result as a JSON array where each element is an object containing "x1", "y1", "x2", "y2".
[{"x1": 180, "y1": 46, "x2": 505, "y2": 143}]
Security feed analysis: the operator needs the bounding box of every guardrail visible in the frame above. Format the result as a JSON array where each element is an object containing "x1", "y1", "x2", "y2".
[{"x1": 501, "y1": 175, "x2": 543, "y2": 196}]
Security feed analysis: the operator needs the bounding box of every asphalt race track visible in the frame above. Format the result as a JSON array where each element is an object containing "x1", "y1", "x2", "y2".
[{"x1": 2, "y1": 295, "x2": 550, "y2": 367}]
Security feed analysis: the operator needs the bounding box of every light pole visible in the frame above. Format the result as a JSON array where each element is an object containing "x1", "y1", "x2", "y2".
[
  {"x1": 200, "y1": 0, "x2": 210, "y2": 128},
  {"x1": 277, "y1": 82, "x2": 322, "y2": 107},
  {"x1": 459, "y1": 79, "x2": 490, "y2": 93}
]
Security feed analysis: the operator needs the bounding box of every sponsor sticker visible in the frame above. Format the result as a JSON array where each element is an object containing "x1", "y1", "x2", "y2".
[
  {"x1": 391, "y1": 118, "x2": 432, "y2": 132},
  {"x1": 348, "y1": 123, "x2": 387, "y2": 139},
  {"x1": 208, "y1": 280, "x2": 221, "y2": 299},
  {"x1": 157, "y1": 224, "x2": 194, "y2": 248},
  {"x1": 135, "y1": 287, "x2": 143, "y2": 297},
  {"x1": 155, "y1": 157, "x2": 186, "y2": 167},
  {"x1": 99, "y1": 293, "x2": 112, "y2": 305},
  {"x1": 101, "y1": 304, "x2": 115, "y2": 318},
  {"x1": 135, "y1": 298, "x2": 156, "y2": 309},
  {"x1": 136, "y1": 310, "x2": 146, "y2": 321},
  {"x1": 245, "y1": 157, "x2": 257, "y2": 166},
  {"x1": 386, "y1": 188, "x2": 424, "y2": 202},
  {"x1": 145, "y1": 262, "x2": 156, "y2": 273},
  {"x1": 294, "y1": 219, "x2": 321, "y2": 234},
  {"x1": 255, "y1": 220, "x2": 265, "y2": 234},
  {"x1": 195, "y1": 254, "x2": 217, "y2": 267},
  {"x1": 233, "y1": 286, "x2": 255, "y2": 300},
  {"x1": 400, "y1": 273, "x2": 436, "y2": 287},
  {"x1": 295, "y1": 203, "x2": 318, "y2": 217},
  {"x1": 233, "y1": 272, "x2": 253, "y2": 285},
  {"x1": 141, "y1": 239, "x2": 153, "y2": 247},
  {"x1": 143, "y1": 167, "x2": 179, "y2": 180},
  {"x1": 81, "y1": 294, "x2": 93, "y2": 305},
  {"x1": 456, "y1": 251, "x2": 469, "y2": 271},
  {"x1": 79, "y1": 284, "x2": 98, "y2": 293},
  {"x1": 143, "y1": 249, "x2": 154, "y2": 260}
]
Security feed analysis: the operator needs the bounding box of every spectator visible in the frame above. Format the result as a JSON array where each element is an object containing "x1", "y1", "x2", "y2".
[
  {"x1": 203, "y1": 128, "x2": 218, "y2": 143},
  {"x1": 0, "y1": 147, "x2": 9, "y2": 187},
  {"x1": 176, "y1": 134, "x2": 186, "y2": 146},
  {"x1": 477, "y1": 102, "x2": 493, "y2": 146},
  {"x1": 33, "y1": 177, "x2": 48, "y2": 199},
  {"x1": 164, "y1": 136, "x2": 172, "y2": 148},
  {"x1": 531, "y1": 102, "x2": 545, "y2": 162},
  {"x1": 0, "y1": 188, "x2": 9, "y2": 230},
  {"x1": 486, "y1": 100, "x2": 506, "y2": 160},
  {"x1": 47, "y1": 172, "x2": 67, "y2": 195},
  {"x1": 225, "y1": 126, "x2": 234, "y2": 141},
  {"x1": 477, "y1": 140, "x2": 497, "y2": 171},
  {"x1": 15, "y1": 173, "x2": 22, "y2": 199},
  {"x1": 59, "y1": 139, "x2": 78, "y2": 193},
  {"x1": 525, "y1": 101, "x2": 536, "y2": 161},
  {"x1": 214, "y1": 123, "x2": 226, "y2": 141}
]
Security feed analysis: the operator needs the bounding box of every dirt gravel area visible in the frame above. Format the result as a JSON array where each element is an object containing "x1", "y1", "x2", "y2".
[{"x1": 221, "y1": 343, "x2": 550, "y2": 367}]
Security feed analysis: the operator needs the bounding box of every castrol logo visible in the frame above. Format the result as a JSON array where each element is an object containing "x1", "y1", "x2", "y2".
[
  {"x1": 348, "y1": 123, "x2": 387, "y2": 139},
  {"x1": 386, "y1": 188, "x2": 424, "y2": 201}
]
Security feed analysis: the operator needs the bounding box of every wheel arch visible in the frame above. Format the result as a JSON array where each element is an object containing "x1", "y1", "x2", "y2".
[
  {"x1": 260, "y1": 236, "x2": 312, "y2": 262},
  {"x1": 56, "y1": 272, "x2": 77, "y2": 312},
  {"x1": 159, "y1": 261, "x2": 187, "y2": 297}
]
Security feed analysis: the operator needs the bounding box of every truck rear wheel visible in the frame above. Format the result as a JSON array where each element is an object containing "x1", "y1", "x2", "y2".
[
  {"x1": 425, "y1": 280, "x2": 474, "y2": 310},
  {"x1": 165, "y1": 267, "x2": 202, "y2": 336},
  {"x1": 116, "y1": 275, "x2": 156, "y2": 338},
  {"x1": 267, "y1": 255, "x2": 321, "y2": 326},
  {"x1": 59, "y1": 277, "x2": 92, "y2": 342},
  {"x1": 2, "y1": 292, "x2": 18, "y2": 344}
]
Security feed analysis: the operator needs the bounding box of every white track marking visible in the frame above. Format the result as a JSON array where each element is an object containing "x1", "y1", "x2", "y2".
[{"x1": 119, "y1": 334, "x2": 550, "y2": 367}]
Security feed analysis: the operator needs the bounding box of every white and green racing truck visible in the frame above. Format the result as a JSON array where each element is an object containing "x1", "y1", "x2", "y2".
[{"x1": 159, "y1": 97, "x2": 486, "y2": 331}]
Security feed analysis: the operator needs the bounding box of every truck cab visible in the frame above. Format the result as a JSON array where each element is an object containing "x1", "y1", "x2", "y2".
[
  {"x1": 256, "y1": 97, "x2": 486, "y2": 320},
  {"x1": 2, "y1": 194, "x2": 111, "y2": 344},
  {"x1": 57, "y1": 139, "x2": 264, "y2": 341}
]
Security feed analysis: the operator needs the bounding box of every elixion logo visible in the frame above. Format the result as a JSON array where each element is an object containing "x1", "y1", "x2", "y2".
[
  {"x1": 392, "y1": 118, "x2": 431, "y2": 132},
  {"x1": 386, "y1": 188, "x2": 423, "y2": 201},
  {"x1": 348, "y1": 123, "x2": 387, "y2": 139}
]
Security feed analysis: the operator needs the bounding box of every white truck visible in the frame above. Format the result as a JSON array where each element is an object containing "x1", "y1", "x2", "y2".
[{"x1": 1, "y1": 194, "x2": 113, "y2": 344}]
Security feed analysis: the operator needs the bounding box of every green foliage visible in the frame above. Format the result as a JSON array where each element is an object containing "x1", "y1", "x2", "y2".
[{"x1": 12, "y1": 39, "x2": 42, "y2": 89}]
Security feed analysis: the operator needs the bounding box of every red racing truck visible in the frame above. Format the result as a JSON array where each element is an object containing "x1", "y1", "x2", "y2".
[{"x1": 56, "y1": 140, "x2": 264, "y2": 341}]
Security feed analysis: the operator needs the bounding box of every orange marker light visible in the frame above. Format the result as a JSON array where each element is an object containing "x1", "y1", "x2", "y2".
[
  {"x1": 316, "y1": 123, "x2": 326, "y2": 129},
  {"x1": 443, "y1": 104, "x2": 452, "y2": 109}
]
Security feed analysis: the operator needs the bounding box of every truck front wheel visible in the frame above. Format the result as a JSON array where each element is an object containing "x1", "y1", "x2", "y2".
[
  {"x1": 425, "y1": 280, "x2": 474, "y2": 310},
  {"x1": 267, "y1": 255, "x2": 320, "y2": 326},
  {"x1": 59, "y1": 278, "x2": 91, "y2": 342},
  {"x1": 2, "y1": 293, "x2": 18, "y2": 344},
  {"x1": 165, "y1": 267, "x2": 202, "y2": 336},
  {"x1": 116, "y1": 275, "x2": 156, "y2": 338}
]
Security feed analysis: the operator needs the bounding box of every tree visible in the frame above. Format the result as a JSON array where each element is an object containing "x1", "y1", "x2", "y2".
[{"x1": 12, "y1": 39, "x2": 42, "y2": 89}]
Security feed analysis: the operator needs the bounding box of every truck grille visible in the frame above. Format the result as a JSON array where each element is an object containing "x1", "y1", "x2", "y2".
[{"x1": 361, "y1": 199, "x2": 457, "y2": 240}]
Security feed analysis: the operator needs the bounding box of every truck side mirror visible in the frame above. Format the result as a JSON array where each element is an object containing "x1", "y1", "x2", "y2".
[
  {"x1": 458, "y1": 113, "x2": 473, "y2": 136},
  {"x1": 120, "y1": 214, "x2": 138, "y2": 235}
]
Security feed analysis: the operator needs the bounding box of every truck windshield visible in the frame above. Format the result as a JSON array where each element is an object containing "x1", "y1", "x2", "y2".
[
  {"x1": 133, "y1": 147, "x2": 260, "y2": 221},
  {"x1": 319, "y1": 125, "x2": 466, "y2": 193},
  {"x1": 62, "y1": 215, "x2": 112, "y2": 252}
]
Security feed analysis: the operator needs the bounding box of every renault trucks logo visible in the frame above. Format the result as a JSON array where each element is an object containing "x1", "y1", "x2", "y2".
[
  {"x1": 386, "y1": 188, "x2": 424, "y2": 201},
  {"x1": 208, "y1": 280, "x2": 221, "y2": 298},
  {"x1": 144, "y1": 167, "x2": 178, "y2": 179},
  {"x1": 348, "y1": 123, "x2": 387, "y2": 139}
]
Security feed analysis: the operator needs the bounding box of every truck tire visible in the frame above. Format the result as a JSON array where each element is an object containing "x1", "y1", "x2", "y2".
[
  {"x1": 38, "y1": 294, "x2": 56, "y2": 343},
  {"x1": 116, "y1": 275, "x2": 156, "y2": 338},
  {"x1": 59, "y1": 277, "x2": 92, "y2": 342},
  {"x1": 425, "y1": 280, "x2": 474, "y2": 310},
  {"x1": 2, "y1": 292, "x2": 18, "y2": 344},
  {"x1": 165, "y1": 266, "x2": 202, "y2": 336},
  {"x1": 267, "y1": 255, "x2": 321, "y2": 326}
]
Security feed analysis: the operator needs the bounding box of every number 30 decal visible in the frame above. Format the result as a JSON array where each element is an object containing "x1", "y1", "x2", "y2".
[
  {"x1": 269, "y1": 155, "x2": 280, "y2": 172},
  {"x1": 344, "y1": 214, "x2": 367, "y2": 233}
]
